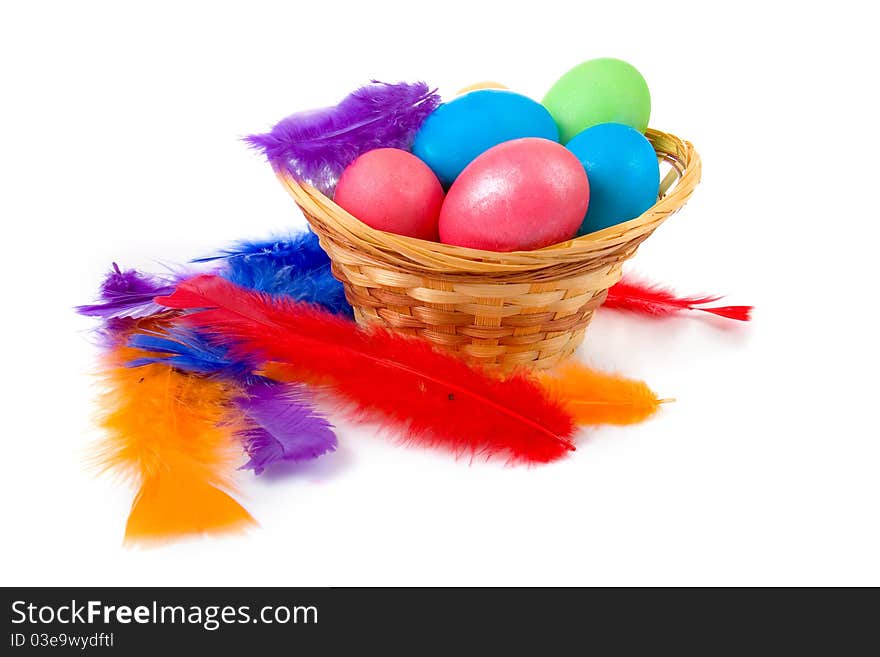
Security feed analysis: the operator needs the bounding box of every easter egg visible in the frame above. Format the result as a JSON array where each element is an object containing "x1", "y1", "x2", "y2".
[
  {"x1": 412, "y1": 90, "x2": 559, "y2": 186},
  {"x1": 456, "y1": 81, "x2": 508, "y2": 95},
  {"x1": 543, "y1": 58, "x2": 651, "y2": 143},
  {"x1": 439, "y1": 138, "x2": 589, "y2": 252},
  {"x1": 566, "y1": 123, "x2": 659, "y2": 235},
  {"x1": 334, "y1": 148, "x2": 444, "y2": 241}
]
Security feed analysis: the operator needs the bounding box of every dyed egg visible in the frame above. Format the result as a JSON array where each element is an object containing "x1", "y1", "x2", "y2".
[
  {"x1": 413, "y1": 90, "x2": 559, "y2": 186},
  {"x1": 439, "y1": 138, "x2": 589, "y2": 252},
  {"x1": 566, "y1": 123, "x2": 659, "y2": 235},
  {"x1": 543, "y1": 58, "x2": 651, "y2": 143},
  {"x1": 456, "y1": 81, "x2": 508, "y2": 95},
  {"x1": 334, "y1": 148, "x2": 444, "y2": 241}
]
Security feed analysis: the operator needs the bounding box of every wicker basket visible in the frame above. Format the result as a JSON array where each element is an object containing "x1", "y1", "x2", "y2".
[{"x1": 277, "y1": 128, "x2": 701, "y2": 370}]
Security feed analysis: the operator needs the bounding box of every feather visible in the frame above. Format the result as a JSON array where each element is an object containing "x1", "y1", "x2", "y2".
[
  {"x1": 605, "y1": 276, "x2": 753, "y2": 321},
  {"x1": 244, "y1": 81, "x2": 441, "y2": 195},
  {"x1": 538, "y1": 362, "x2": 666, "y2": 426},
  {"x1": 76, "y1": 263, "x2": 176, "y2": 320},
  {"x1": 236, "y1": 381, "x2": 336, "y2": 474},
  {"x1": 193, "y1": 231, "x2": 329, "y2": 271},
  {"x1": 127, "y1": 326, "x2": 257, "y2": 380},
  {"x1": 126, "y1": 330, "x2": 336, "y2": 476},
  {"x1": 126, "y1": 329, "x2": 355, "y2": 475},
  {"x1": 158, "y1": 275, "x2": 576, "y2": 464},
  {"x1": 93, "y1": 344, "x2": 254, "y2": 542},
  {"x1": 194, "y1": 231, "x2": 352, "y2": 316}
]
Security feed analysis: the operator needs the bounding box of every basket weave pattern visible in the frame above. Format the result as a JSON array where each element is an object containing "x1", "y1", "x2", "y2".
[{"x1": 279, "y1": 129, "x2": 701, "y2": 370}]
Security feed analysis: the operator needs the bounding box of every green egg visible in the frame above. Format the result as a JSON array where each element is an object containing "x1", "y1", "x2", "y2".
[{"x1": 542, "y1": 58, "x2": 651, "y2": 143}]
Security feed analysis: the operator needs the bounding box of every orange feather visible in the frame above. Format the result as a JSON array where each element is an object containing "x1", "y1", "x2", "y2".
[
  {"x1": 93, "y1": 345, "x2": 255, "y2": 543},
  {"x1": 538, "y1": 362, "x2": 666, "y2": 426}
]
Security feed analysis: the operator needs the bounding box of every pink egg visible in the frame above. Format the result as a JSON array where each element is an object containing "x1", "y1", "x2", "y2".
[
  {"x1": 439, "y1": 138, "x2": 589, "y2": 251},
  {"x1": 334, "y1": 148, "x2": 445, "y2": 241}
]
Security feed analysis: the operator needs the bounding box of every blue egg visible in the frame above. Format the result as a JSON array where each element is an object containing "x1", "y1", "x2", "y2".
[
  {"x1": 566, "y1": 123, "x2": 660, "y2": 235},
  {"x1": 412, "y1": 90, "x2": 559, "y2": 186}
]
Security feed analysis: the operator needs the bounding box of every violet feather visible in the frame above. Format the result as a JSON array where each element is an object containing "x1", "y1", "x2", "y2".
[
  {"x1": 244, "y1": 80, "x2": 440, "y2": 195},
  {"x1": 236, "y1": 381, "x2": 336, "y2": 475},
  {"x1": 76, "y1": 263, "x2": 176, "y2": 320}
]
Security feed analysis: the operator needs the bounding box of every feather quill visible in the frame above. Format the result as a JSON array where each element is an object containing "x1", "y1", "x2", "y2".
[
  {"x1": 244, "y1": 81, "x2": 441, "y2": 195},
  {"x1": 605, "y1": 276, "x2": 753, "y2": 321},
  {"x1": 236, "y1": 381, "x2": 336, "y2": 474},
  {"x1": 93, "y1": 345, "x2": 254, "y2": 542},
  {"x1": 158, "y1": 275, "x2": 576, "y2": 463},
  {"x1": 539, "y1": 362, "x2": 665, "y2": 426},
  {"x1": 76, "y1": 263, "x2": 176, "y2": 320},
  {"x1": 194, "y1": 232, "x2": 352, "y2": 316}
]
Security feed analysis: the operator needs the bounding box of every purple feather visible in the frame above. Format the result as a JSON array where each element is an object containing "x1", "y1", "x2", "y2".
[
  {"x1": 244, "y1": 80, "x2": 440, "y2": 196},
  {"x1": 236, "y1": 381, "x2": 336, "y2": 475},
  {"x1": 76, "y1": 263, "x2": 177, "y2": 320}
]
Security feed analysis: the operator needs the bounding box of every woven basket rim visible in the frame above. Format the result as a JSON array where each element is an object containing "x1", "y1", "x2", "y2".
[{"x1": 277, "y1": 128, "x2": 701, "y2": 276}]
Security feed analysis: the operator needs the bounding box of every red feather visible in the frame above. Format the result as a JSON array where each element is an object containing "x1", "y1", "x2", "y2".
[
  {"x1": 605, "y1": 276, "x2": 753, "y2": 321},
  {"x1": 158, "y1": 275, "x2": 576, "y2": 464}
]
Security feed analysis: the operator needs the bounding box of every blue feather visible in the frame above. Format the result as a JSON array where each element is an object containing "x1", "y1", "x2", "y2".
[
  {"x1": 123, "y1": 231, "x2": 354, "y2": 379},
  {"x1": 193, "y1": 231, "x2": 353, "y2": 317},
  {"x1": 128, "y1": 328, "x2": 256, "y2": 380}
]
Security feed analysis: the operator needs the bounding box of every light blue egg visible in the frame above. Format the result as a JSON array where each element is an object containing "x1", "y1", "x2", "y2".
[
  {"x1": 566, "y1": 123, "x2": 660, "y2": 235},
  {"x1": 412, "y1": 90, "x2": 559, "y2": 186}
]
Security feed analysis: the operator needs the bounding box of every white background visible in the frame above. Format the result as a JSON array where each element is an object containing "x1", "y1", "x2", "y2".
[{"x1": 2, "y1": 1, "x2": 878, "y2": 586}]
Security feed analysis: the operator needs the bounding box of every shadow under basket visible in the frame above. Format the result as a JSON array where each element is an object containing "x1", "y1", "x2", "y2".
[{"x1": 278, "y1": 128, "x2": 701, "y2": 370}]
